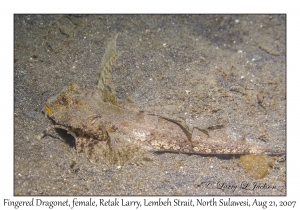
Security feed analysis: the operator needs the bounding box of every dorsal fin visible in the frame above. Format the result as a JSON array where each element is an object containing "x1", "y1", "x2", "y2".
[{"x1": 97, "y1": 34, "x2": 120, "y2": 105}]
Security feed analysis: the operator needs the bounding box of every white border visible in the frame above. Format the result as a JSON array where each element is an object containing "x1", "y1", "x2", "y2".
[{"x1": 2, "y1": 0, "x2": 298, "y2": 209}]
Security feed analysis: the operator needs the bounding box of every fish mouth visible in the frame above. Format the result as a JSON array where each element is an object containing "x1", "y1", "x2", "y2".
[
  {"x1": 38, "y1": 123, "x2": 107, "y2": 150},
  {"x1": 54, "y1": 127, "x2": 76, "y2": 148}
]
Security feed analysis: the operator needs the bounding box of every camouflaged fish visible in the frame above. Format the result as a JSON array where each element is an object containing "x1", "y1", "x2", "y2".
[{"x1": 38, "y1": 34, "x2": 282, "y2": 164}]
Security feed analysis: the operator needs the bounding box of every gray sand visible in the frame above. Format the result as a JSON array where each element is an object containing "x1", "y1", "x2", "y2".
[{"x1": 14, "y1": 14, "x2": 286, "y2": 195}]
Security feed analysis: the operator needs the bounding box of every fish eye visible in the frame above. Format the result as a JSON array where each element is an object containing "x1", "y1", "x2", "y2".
[{"x1": 59, "y1": 95, "x2": 69, "y2": 105}]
